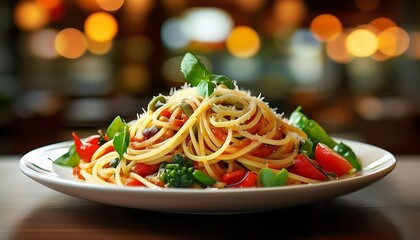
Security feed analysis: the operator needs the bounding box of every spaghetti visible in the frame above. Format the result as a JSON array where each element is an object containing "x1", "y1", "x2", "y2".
[{"x1": 73, "y1": 84, "x2": 321, "y2": 188}]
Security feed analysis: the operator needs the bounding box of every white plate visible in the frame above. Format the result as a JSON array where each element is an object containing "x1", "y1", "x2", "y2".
[{"x1": 19, "y1": 139, "x2": 396, "y2": 214}]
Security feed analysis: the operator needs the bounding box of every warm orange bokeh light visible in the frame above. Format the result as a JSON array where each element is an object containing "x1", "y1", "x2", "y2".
[
  {"x1": 14, "y1": 1, "x2": 49, "y2": 31},
  {"x1": 35, "y1": 0, "x2": 62, "y2": 10},
  {"x1": 369, "y1": 17, "x2": 397, "y2": 32},
  {"x1": 346, "y1": 29, "x2": 378, "y2": 57},
  {"x1": 326, "y1": 32, "x2": 353, "y2": 64},
  {"x1": 377, "y1": 27, "x2": 410, "y2": 57},
  {"x1": 226, "y1": 26, "x2": 260, "y2": 58},
  {"x1": 371, "y1": 51, "x2": 391, "y2": 61},
  {"x1": 84, "y1": 12, "x2": 118, "y2": 42},
  {"x1": 55, "y1": 28, "x2": 87, "y2": 59},
  {"x1": 310, "y1": 14, "x2": 342, "y2": 42},
  {"x1": 273, "y1": 0, "x2": 307, "y2": 27},
  {"x1": 97, "y1": 0, "x2": 125, "y2": 12}
]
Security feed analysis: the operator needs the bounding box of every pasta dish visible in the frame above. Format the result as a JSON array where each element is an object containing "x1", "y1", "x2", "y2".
[{"x1": 54, "y1": 53, "x2": 361, "y2": 189}]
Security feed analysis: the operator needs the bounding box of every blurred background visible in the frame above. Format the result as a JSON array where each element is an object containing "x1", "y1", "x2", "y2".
[{"x1": 0, "y1": 0, "x2": 419, "y2": 155}]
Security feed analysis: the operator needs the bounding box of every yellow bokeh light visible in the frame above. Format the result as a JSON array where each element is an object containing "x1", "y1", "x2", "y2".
[
  {"x1": 55, "y1": 28, "x2": 87, "y2": 59},
  {"x1": 310, "y1": 14, "x2": 342, "y2": 42},
  {"x1": 84, "y1": 12, "x2": 118, "y2": 42},
  {"x1": 97, "y1": 0, "x2": 125, "y2": 12},
  {"x1": 226, "y1": 26, "x2": 260, "y2": 58},
  {"x1": 14, "y1": 1, "x2": 49, "y2": 31},
  {"x1": 377, "y1": 27, "x2": 409, "y2": 57},
  {"x1": 326, "y1": 32, "x2": 353, "y2": 64},
  {"x1": 346, "y1": 29, "x2": 378, "y2": 57}
]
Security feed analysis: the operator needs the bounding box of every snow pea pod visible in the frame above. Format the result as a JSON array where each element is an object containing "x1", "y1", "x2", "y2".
[
  {"x1": 289, "y1": 106, "x2": 361, "y2": 171},
  {"x1": 192, "y1": 170, "x2": 216, "y2": 186}
]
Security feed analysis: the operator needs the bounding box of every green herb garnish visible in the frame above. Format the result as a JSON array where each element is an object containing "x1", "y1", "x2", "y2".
[
  {"x1": 113, "y1": 125, "x2": 130, "y2": 161},
  {"x1": 180, "y1": 53, "x2": 235, "y2": 97},
  {"x1": 53, "y1": 144, "x2": 80, "y2": 167}
]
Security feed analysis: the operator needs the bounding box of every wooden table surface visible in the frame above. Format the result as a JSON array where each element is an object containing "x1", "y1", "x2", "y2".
[{"x1": 1, "y1": 155, "x2": 420, "y2": 240}]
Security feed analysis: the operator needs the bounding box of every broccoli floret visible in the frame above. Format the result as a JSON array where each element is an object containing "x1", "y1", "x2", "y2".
[{"x1": 159, "y1": 154, "x2": 195, "y2": 188}]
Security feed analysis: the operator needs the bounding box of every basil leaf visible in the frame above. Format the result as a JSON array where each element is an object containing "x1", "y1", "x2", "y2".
[
  {"x1": 106, "y1": 116, "x2": 126, "y2": 140},
  {"x1": 211, "y1": 74, "x2": 234, "y2": 89},
  {"x1": 113, "y1": 126, "x2": 130, "y2": 160},
  {"x1": 180, "y1": 53, "x2": 210, "y2": 86},
  {"x1": 197, "y1": 80, "x2": 216, "y2": 97},
  {"x1": 180, "y1": 53, "x2": 235, "y2": 97},
  {"x1": 53, "y1": 144, "x2": 80, "y2": 167}
]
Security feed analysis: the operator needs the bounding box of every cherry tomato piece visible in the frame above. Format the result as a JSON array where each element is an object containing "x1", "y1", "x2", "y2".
[
  {"x1": 234, "y1": 171, "x2": 257, "y2": 188},
  {"x1": 315, "y1": 143, "x2": 353, "y2": 177},
  {"x1": 125, "y1": 178, "x2": 145, "y2": 187},
  {"x1": 293, "y1": 154, "x2": 327, "y2": 181},
  {"x1": 131, "y1": 163, "x2": 160, "y2": 177}
]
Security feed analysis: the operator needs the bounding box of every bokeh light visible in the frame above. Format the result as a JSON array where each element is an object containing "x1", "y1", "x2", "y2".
[
  {"x1": 183, "y1": 8, "x2": 233, "y2": 43},
  {"x1": 346, "y1": 29, "x2": 378, "y2": 57},
  {"x1": 369, "y1": 17, "x2": 397, "y2": 32},
  {"x1": 75, "y1": 0, "x2": 101, "y2": 11},
  {"x1": 355, "y1": 0, "x2": 380, "y2": 12},
  {"x1": 35, "y1": 0, "x2": 62, "y2": 10},
  {"x1": 377, "y1": 26, "x2": 410, "y2": 57},
  {"x1": 84, "y1": 12, "x2": 118, "y2": 42},
  {"x1": 310, "y1": 14, "x2": 342, "y2": 42},
  {"x1": 14, "y1": 1, "x2": 49, "y2": 31},
  {"x1": 226, "y1": 26, "x2": 260, "y2": 58},
  {"x1": 273, "y1": 0, "x2": 307, "y2": 27},
  {"x1": 161, "y1": 17, "x2": 189, "y2": 50},
  {"x1": 87, "y1": 38, "x2": 113, "y2": 55},
  {"x1": 289, "y1": 29, "x2": 322, "y2": 84},
  {"x1": 326, "y1": 32, "x2": 354, "y2": 64},
  {"x1": 29, "y1": 28, "x2": 59, "y2": 59},
  {"x1": 55, "y1": 28, "x2": 87, "y2": 59},
  {"x1": 408, "y1": 31, "x2": 420, "y2": 59},
  {"x1": 97, "y1": 0, "x2": 125, "y2": 12},
  {"x1": 234, "y1": 0, "x2": 265, "y2": 12}
]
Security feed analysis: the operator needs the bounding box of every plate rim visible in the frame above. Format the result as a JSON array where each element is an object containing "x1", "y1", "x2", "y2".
[{"x1": 19, "y1": 138, "x2": 397, "y2": 213}]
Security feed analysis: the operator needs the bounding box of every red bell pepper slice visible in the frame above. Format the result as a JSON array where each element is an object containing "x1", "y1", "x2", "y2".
[
  {"x1": 72, "y1": 131, "x2": 101, "y2": 162},
  {"x1": 221, "y1": 168, "x2": 246, "y2": 185},
  {"x1": 222, "y1": 168, "x2": 257, "y2": 188}
]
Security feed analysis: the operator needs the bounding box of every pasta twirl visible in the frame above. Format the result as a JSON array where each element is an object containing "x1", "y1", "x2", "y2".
[
  {"x1": 74, "y1": 84, "x2": 315, "y2": 188},
  {"x1": 57, "y1": 52, "x2": 360, "y2": 189}
]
